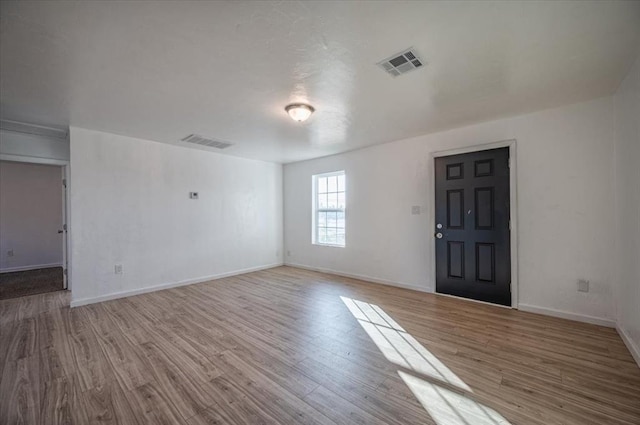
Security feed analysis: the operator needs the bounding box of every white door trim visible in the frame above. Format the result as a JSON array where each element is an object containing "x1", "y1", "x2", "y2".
[
  {"x1": 428, "y1": 139, "x2": 519, "y2": 308},
  {"x1": 0, "y1": 153, "x2": 72, "y2": 292}
]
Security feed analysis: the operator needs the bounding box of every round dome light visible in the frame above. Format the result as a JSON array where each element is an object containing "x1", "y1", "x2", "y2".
[{"x1": 285, "y1": 103, "x2": 315, "y2": 122}]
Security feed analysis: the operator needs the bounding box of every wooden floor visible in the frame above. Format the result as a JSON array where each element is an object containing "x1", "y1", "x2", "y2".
[{"x1": 1, "y1": 266, "x2": 639, "y2": 424}]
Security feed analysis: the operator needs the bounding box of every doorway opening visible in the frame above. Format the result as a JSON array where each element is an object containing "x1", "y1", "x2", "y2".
[
  {"x1": 431, "y1": 141, "x2": 518, "y2": 307},
  {"x1": 0, "y1": 159, "x2": 69, "y2": 299}
]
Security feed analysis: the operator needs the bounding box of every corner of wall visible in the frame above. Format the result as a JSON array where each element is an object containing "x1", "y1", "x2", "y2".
[{"x1": 617, "y1": 324, "x2": 640, "y2": 367}]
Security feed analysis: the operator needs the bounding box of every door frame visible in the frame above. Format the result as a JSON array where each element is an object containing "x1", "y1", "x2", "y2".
[
  {"x1": 429, "y1": 139, "x2": 518, "y2": 308},
  {"x1": 0, "y1": 154, "x2": 71, "y2": 292}
]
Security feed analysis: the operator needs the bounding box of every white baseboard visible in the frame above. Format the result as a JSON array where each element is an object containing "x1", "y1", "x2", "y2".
[
  {"x1": 518, "y1": 303, "x2": 616, "y2": 328},
  {"x1": 284, "y1": 262, "x2": 433, "y2": 294},
  {"x1": 617, "y1": 324, "x2": 640, "y2": 367},
  {"x1": 0, "y1": 263, "x2": 63, "y2": 274},
  {"x1": 70, "y1": 262, "x2": 283, "y2": 308},
  {"x1": 286, "y1": 263, "x2": 617, "y2": 328}
]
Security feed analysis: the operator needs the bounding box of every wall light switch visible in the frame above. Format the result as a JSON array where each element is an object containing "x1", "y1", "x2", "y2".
[
  {"x1": 189, "y1": 192, "x2": 199, "y2": 199},
  {"x1": 7, "y1": 249, "x2": 14, "y2": 257},
  {"x1": 114, "y1": 264, "x2": 123, "y2": 275},
  {"x1": 411, "y1": 206, "x2": 421, "y2": 215}
]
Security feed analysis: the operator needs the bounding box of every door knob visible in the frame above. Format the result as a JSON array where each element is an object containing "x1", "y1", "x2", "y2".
[
  {"x1": 57, "y1": 230, "x2": 64, "y2": 234},
  {"x1": 435, "y1": 232, "x2": 443, "y2": 239}
]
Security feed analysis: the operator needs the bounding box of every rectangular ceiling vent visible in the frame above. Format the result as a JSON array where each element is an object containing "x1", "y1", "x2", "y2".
[
  {"x1": 377, "y1": 48, "x2": 424, "y2": 77},
  {"x1": 0, "y1": 119, "x2": 68, "y2": 140},
  {"x1": 180, "y1": 134, "x2": 233, "y2": 149}
]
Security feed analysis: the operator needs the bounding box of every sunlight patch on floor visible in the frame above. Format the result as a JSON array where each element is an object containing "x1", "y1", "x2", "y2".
[
  {"x1": 400, "y1": 371, "x2": 510, "y2": 425},
  {"x1": 341, "y1": 296, "x2": 470, "y2": 392},
  {"x1": 341, "y1": 296, "x2": 512, "y2": 425}
]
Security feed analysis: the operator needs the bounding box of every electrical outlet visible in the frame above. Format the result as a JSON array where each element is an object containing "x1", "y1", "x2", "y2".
[
  {"x1": 189, "y1": 192, "x2": 199, "y2": 199},
  {"x1": 287, "y1": 250, "x2": 291, "y2": 256},
  {"x1": 577, "y1": 279, "x2": 589, "y2": 293},
  {"x1": 7, "y1": 249, "x2": 14, "y2": 257},
  {"x1": 114, "y1": 264, "x2": 123, "y2": 275},
  {"x1": 411, "y1": 205, "x2": 421, "y2": 215}
]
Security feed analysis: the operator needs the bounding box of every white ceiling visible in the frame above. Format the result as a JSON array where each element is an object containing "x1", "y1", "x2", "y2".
[{"x1": 1, "y1": 1, "x2": 639, "y2": 163}]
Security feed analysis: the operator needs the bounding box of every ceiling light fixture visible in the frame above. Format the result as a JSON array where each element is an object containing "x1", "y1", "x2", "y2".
[{"x1": 285, "y1": 103, "x2": 315, "y2": 122}]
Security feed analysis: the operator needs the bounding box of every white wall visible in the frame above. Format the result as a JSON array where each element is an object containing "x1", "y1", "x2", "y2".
[
  {"x1": 69, "y1": 127, "x2": 283, "y2": 305},
  {"x1": 284, "y1": 97, "x2": 616, "y2": 325},
  {"x1": 0, "y1": 161, "x2": 64, "y2": 272},
  {"x1": 0, "y1": 130, "x2": 70, "y2": 161},
  {"x1": 614, "y1": 57, "x2": 640, "y2": 363}
]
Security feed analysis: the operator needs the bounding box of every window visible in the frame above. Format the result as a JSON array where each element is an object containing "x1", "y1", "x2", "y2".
[{"x1": 313, "y1": 171, "x2": 345, "y2": 247}]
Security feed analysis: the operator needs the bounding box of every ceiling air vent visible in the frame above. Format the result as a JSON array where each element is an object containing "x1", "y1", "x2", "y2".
[
  {"x1": 180, "y1": 134, "x2": 233, "y2": 149},
  {"x1": 377, "y1": 48, "x2": 424, "y2": 77}
]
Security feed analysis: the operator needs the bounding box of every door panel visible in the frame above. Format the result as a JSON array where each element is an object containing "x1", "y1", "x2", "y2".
[
  {"x1": 435, "y1": 147, "x2": 511, "y2": 306},
  {"x1": 447, "y1": 241, "x2": 465, "y2": 279},
  {"x1": 447, "y1": 190, "x2": 464, "y2": 229}
]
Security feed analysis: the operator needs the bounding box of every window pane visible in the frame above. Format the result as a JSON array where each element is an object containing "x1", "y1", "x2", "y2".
[
  {"x1": 337, "y1": 230, "x2": 345, "y2": 245},
  {"x1": 338, "y1": 174, "x2": 345, "y2": 192},
  {"x1": 318, "y1": 177, "x2": 327, "y2": 194},
  {"x1": 326, "y1": 227, "x2": 337, "y2": 244},
  {"x1": 327, "y1": 211, "x2": 337, "y2": 227},
  {"x1": 318, "y1": 227, "x2": 327, "y2": 243},
  {"x1": 328, "y1": 193, "x2": 338, "y2": 208},
  {"x1": 318, "y1": 194, "x2": 328, "y2": 208},
  {"x1": 337, "y1": 214, "x2": 345, "y2": 229},
  {"x1": 337, "y1": 193, "x2": 346, "y2": 209},
  {"x1": 328, "y1": 176, "x2": 338, "y2": 193},
  {"x1": 318, "y1": 212, "x2": 327, "y2": 227}
]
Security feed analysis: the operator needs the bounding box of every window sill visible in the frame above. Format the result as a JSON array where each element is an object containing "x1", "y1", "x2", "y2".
[{"x1": 313, "y1": 242, "x2": 345, "y2": 248}]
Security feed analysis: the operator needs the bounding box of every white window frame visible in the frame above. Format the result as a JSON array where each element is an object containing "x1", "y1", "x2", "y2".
[{"x1": 312, "y1": 170, "x2": 346, "y2": 247}]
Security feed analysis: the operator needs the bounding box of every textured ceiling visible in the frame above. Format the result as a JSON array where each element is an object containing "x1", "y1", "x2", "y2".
[{"x1": 1, "y1": 1, "x2": 639, "y2": 163}]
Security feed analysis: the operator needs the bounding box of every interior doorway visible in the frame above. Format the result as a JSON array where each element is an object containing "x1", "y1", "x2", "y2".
[{"x1": 0, "y1": 159, "x2": 69, "y2": 299}]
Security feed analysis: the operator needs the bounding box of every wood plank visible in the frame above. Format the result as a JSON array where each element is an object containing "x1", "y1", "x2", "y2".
[
  {"x1": 209, "y1": 350, "x2": 333, "y2": 425},
  {"x1": 188, "y1": 375, "x2": 282, "y2": 425},
  {"x1": 138, "y1": 341, "x2": 219, "y2": 420},
  {"x1": 82, "y1": 380, "x2": 142, "y2": 425},
  {"x1": 40, "y1": 375, "x2": 88, "y2": 425},
  {"x1": 0, "y1": 356, "x2": 40, "y2": 424}
]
